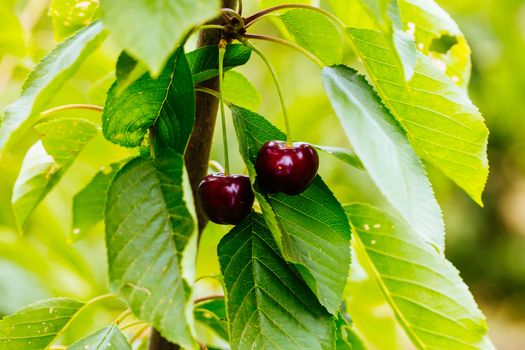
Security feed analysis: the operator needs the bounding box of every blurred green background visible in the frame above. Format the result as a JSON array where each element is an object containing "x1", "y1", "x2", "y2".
[{"x1": 0, "y1": 0, "x2": 523, "y2": 349}]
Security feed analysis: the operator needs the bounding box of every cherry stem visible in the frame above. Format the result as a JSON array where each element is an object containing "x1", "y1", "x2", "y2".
[
  {"x1": 238, "y1": 0, "x2": 243, "y2": 15},
  {"x1": 245, "y1": 41, "x2": 292, "y2": 145},
  {"x1": 198, "y1": 24, "x2": 227, "y2": 31},
  {"x1": 209, "y1": 160, "x2": 225, "y2": 173},
  {"x1": 218, "y1": 40, "x2": 230, "y2": 175},
  {"x1": 129, "y1": 324, "x2": 150, "y2": 343},
  {"x1": 115, "y1": 309, "x2": 132, "y2": 325},
  {"x1": 120, "y1": 320, "x2": 148, "y2": 331},
  {"x1": 194, "y1": 294, "x2": 224, "y2": 304},
  {"x1": 195, "y1": 87, "x2": 222, "y2": 101},
  {"x1": 244, "y1": 4, "x2": 346, "y2": 30},
  {"x1": 243, "y1": 33, "x2": 324, "y2": 68},
  {"x1": 51, "y1": 294, "x2": 121, "y2": 346},
  {"x1": 39, "y1": 103, "x2": 103, "y2": 118}
]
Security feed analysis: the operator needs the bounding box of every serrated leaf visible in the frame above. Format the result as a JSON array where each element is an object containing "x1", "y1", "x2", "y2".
[
  {"x1": 357, "y1": 0, "x2": 417, "y2": 81},
  {"x1": 346, "y1": 203, "x2": 494, "y2": 350},
  {"x1": 0, "y1": 21, "x2": 106, "y2": 153},
  {"x1": 68, "y1": 324, "x2": 131, "y2": 350},
  {"x1": 71, "y1": 159, "x2": 127, "y2": 241},
  {"x1": 278, "y1": 8, "x2": 344, "y2": 65},
  {"x1": 0, "y1": 298, "x2": 84, "y2": 350},
  {"x1": 105, "y1": 151, "x2": 197, "y2": 349},
  {"x1": 322, "y1": 65, "x2": 444, "y2": 251},
  {"x1": 218, "y1": 212, "x2": 335, "y2": 350},
  {"x1": 100, "y1": 0, "x2": 220, "y2": 76},
  {"x1": 103, "y1": 47, "x2": 194, "y2": 151},
  {"x1": 387, "y1": 0, "x2": 417, "y2": 81},
  {"x1": 347, "y1": 28, "x2": 488, "y2": 205},
  {"x1": 12, "y1": 118, "x2": 99, "y2": 229},
  {"x1": 49, "y1": 0, "x2": 98, "y2": 40},
  {"x1": 231, "y1": 105, "x2": 351, "y2": 314},
  {"x1": 0, "y1": 2, "x2": 25, "y2": 57},
  {"x1": 223, "y1": 71, "x2": 261, "y2": 110},
  {"x1": 314, "y1": 145, "x2": 364, "y2": 170},
  {"x1": 399, "y1": 0, "x2": 471, "y2": 88},
  {"x1": 187, "y1": 44, "x2": 252, "y2": 84}
]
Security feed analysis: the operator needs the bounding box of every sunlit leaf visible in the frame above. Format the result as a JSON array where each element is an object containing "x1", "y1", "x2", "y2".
[
  {"x1": 323, "y1": 65, "x2": 444, "y2": 251},
  {"x1": 103, "y1": 47, "x2": 194, "y2": 152},
  {"x1": 231, "y1": 105, "x2": 351, "y2": 314},
  {"x1": 387, "y1": 0, "x2": 417, "y2": 80},
  {"x1": 218, "y1": 212, "x2": 335, "y2": 350},
  {"x1": 0, "y1": 21, "x2": 106, "y2": 153},
  {"x1": 347, "y1": 203, "x2": 494, "y2": 350},
  {"x1": 105, "y1": 151, "x2": 197, "y2": 348},
  {"x1": 12, "y1": 118, "x2": 99, "y2": 229},
  {"x1": 348, "y1": 28, "x2": 488, "y2": 205},
  {"x1": 49, "y1": 0, "x2": 98, "y2": 40},
  {"x1": 399, "y1": 0, "x2": 472, "y2": 88},
  {"x1": 0, "y1": 298, "x2": 84, "y2": 350},
  {"x1": 278, "y1": 8, "x2": 345, "y2": 65},
  {"x1": 100, "y1": 0, "x2": 220, "y2": 76},
  {"x1": 68, "y1": 324, "x2": 131, "y2": 350},
  {"x1": 71, "y1": 159, "x2": 127, "y2": 241},
  {"x1": 223, "y1": 71, "x2": 261, "y2": 110}
]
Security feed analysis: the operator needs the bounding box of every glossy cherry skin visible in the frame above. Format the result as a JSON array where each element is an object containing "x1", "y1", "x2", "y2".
[
  {"x1": 197, "y1": 173, "x2": 255, "y2": 225},
  {"x1": 255, "y1": 141, "x2": 319, "y2": 195}
]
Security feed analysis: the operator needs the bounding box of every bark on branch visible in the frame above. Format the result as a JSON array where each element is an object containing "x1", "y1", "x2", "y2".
[{"x1": 148, "y1": 1, "x2": 238, "y2": 349}]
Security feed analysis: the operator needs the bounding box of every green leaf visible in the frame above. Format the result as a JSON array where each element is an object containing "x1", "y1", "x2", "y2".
[
  {"x1": 49, "y1": 0, "x2": 99, "y2": 40},
  {"x1": 314, "y1": 145, "x2": 364, "y2": 170},
  {"x1": 187, "y1": 44, "x2": 252, "y2": 84},
  {"x1": 12, "y1": 118, "x2": 99, "y2": 229},
  {"x1": 357, "y1": 0, "x2": 417, "y2": 80},
  {"x1": 278, "y1": 8, "x2": 344, "y2": 65},
  {"x1": 195, "y1": 299, "x2": 229, "y2": 345},
  {"x1": 218, "y1": 213, "x2": 336, "y2": 350},
  {"x1": 0, "y1": 298, "x2": 84, "y2": 350},
  {"x1": 223, "y1": 71, "x2": 261, "y2": 110},
  {"x1": 103, "y1": 47, "x2": 194, "y2": 152},
  {"x1": 68, "y1": 324, "x2": 131, "y2": 350},
  {"x1": 399, "y1": 0, "x2": 472, "y2": 88},
  {"x1": 113, "y1": 51, "x2": 148, "y2": 96},
  {"x1": 100, "y1": 0, "x2": 220, "y2": 76},
  {"x1": 359, "y1": 0, "x2": 390, "y2": 27},
  {"x1": 231, "y1": 105, "x2": 351, "y2": 314},
  {"x1": 347, "y1": 28, "x2": 488, "y2": 205},
  {"x1": 387, "y1": 0, "x2": 417, "y2": 81},
  {"x1": 105, "y1": 151, "x2": 197, "y2": 349},
  {"x1": 71, "y1": 159, "x2": 127, "y2": 241},
  {"x1": 0, "y1": 2, "x2": 25, "y2": 57},
  {"x1": 0, "y1": 21, "x2": 106, "y2": 153},
  {"x1": 322, "y1": 65, "x2": 444, "y2": 251},
  {"x1": 346, "y1": 203, "x2": 494, "y2": 350}
]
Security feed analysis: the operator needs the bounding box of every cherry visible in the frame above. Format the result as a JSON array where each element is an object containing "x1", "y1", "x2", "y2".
[
  {"x1": 197, "y1": 173, "x2": 255, "y2": 225},
  {"x1": 255, "y1": 141, "x2": 319, "y2": 195}
]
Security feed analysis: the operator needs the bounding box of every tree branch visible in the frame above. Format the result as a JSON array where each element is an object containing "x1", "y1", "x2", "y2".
[{"x1": 149, "y1": 1, "x2": 237, "y2": 349}]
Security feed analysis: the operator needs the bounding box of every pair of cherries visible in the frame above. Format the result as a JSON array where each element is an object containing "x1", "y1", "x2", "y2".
[{"x1": 198, "y1": 141, "x2": 319, "y2": 225}]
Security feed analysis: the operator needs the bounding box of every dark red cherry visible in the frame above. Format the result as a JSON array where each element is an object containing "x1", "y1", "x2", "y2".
[
  {"x1": 197, "y1": 173, "x2": 255, "y2": 225},
  {"x1": 255, "y1": 141, "x2": 319, "y2": 195}
]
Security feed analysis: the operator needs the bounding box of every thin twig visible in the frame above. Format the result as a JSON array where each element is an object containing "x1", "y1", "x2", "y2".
[
  {"x1": 194, "y1": 294, "x2": 224, "y2": 304},
  {"x1": 242, "y1": 33, "x2": 324, "y2": 68}
]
